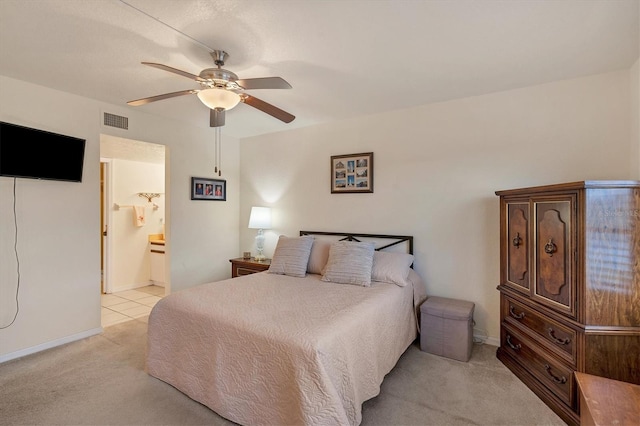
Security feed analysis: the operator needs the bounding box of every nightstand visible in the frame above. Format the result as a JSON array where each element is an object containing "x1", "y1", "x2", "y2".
[{"x1": 229, "y1": 257, "x2": 271, "y2": 278}]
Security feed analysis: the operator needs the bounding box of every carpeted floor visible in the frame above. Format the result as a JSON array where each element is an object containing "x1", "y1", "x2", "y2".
[{"x1": 0, "y1": 317, "x2": 565, "y2": 425}]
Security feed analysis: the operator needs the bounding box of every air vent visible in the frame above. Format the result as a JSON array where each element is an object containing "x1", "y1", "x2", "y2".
[{"x1": 103, "y1": 112, "x2": 128, "y2": 130}]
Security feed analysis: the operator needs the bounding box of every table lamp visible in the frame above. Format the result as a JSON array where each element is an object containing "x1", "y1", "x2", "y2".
[{"x1": 248, "y1": 206, "x2": 271, "y2": 261}]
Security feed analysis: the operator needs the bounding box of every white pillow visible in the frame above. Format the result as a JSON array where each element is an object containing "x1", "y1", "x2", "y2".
[
  {"x1": 321, "y1": 241, "x2": 375, "y2": 287},
  {"x1": 307, "y1": 239, "x2": 331, "y2": 275},
  {"x1": 268, "y1": 235, "x2": 314, "y2": 278},
  {"x1": 371, "y1": 251, "x2": 414, "y2": 287}
]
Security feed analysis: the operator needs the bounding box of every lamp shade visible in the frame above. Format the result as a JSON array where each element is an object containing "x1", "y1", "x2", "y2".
[
  {"x1": 248, "y1": 206, "x2": 272, "y2": 229},
  {"x1": 197, "y1": 88, "x2": 241, "y2": 110}
]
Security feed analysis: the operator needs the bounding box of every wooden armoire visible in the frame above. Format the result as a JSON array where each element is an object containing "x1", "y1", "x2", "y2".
[{"x1": 495, "y1": 181, "x2": 640, "y2": 426}]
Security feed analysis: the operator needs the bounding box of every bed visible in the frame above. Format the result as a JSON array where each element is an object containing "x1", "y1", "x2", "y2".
[{"x1": 146, "y1": 231, "x2": 427, "y2": 426}]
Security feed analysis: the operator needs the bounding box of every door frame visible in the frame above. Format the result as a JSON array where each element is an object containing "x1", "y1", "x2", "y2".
[{"x1": 100, "y1": 158, "x2": 113, "y2": 294}]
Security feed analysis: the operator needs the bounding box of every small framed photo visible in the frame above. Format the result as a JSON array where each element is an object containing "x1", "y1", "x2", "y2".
[
  {"x1": 191, "y1": 177, "x2": 226, "y2": 201},
  {"x1": 330, "y1": 152, "x2": 373, "y2": 193}
]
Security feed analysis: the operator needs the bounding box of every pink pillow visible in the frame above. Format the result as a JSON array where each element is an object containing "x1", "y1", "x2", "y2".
[
  {"x1": 371, "y1": 251, "x2": 414, "y2": 287},
  {"x1": 306, "y1": 239, "x2": 331, "y2": 275}
]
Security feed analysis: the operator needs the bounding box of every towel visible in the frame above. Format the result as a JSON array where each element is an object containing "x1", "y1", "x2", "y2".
[{"x1": 133, "y1": 205, "x2": 146, "y2": 227}]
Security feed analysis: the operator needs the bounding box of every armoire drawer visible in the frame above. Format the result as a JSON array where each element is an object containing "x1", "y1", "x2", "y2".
[
  {"x1": 501, "y1": 295, "x2": 576, "y2": 364},
  {"x1": 501, "y1": 324, "x2": 575, "y2": 409}
]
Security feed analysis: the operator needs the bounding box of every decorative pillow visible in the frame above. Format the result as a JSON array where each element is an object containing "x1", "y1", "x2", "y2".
[
  {"x1": 371, "y1": 251, "x2": 414, "y2": 287},
  {"x1": 321, "y1": 241, "x2": 376, "y2": 286},
  {"x1": 307, "y1": 239, "x2": 332, "y2": 275},
  {"x1": 268, "y1": 235, "x2": 314, "y2": 278}
]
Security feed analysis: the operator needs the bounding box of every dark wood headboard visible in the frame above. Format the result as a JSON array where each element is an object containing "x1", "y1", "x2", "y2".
[{"x1": 299, "y1": 231, "x2": 413, "y2": 255}]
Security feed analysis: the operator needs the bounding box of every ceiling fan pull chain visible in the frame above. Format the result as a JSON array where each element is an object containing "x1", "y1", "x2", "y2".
[
  {"x1": 213, "y1": 126, "x2": 218, "y2": 174},
  {"x1": 217, "y1": 126, "x2": 222, "y2": 176}
]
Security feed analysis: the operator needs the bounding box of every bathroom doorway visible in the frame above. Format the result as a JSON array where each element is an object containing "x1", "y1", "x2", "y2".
[{"x1": 99, "y1": 135, "x2": 167, "y2": 298}]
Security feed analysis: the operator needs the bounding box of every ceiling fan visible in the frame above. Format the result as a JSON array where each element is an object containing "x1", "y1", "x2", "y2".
[{"x1": 127, "y1": 50, "x2": 295, "y2": 127}]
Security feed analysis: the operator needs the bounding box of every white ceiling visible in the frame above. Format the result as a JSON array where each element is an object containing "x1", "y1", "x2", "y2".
[{"x1": 1, "y1": 0, "x2": 638, "y2": 140}]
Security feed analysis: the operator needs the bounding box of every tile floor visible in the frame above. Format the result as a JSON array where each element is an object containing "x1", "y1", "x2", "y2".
[{"x1": 101, "y1": 285, "x2": 165, "y2": 327}]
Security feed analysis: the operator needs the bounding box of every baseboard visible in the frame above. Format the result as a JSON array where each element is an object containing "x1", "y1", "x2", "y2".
[
  {"x1": 483, "y1": 336, "x2": 499, "y2": 346},
  {"x1": 0, "y1": 327, "x2": 103, "y2": 364},
  {"x1": 474, "y1": 333, "x2": 499, "y2": 347},
  {"x1": 473, "y1": 329, "x2": 499, "y2": 347},
  {"x1": 108, "y1": 281, "x2": 155, "y2": 293}
]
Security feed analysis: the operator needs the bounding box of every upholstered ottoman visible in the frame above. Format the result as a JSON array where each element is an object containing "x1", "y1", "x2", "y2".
[{"x1": 420, "y1": 296, "x2": 475, "y2": 362}]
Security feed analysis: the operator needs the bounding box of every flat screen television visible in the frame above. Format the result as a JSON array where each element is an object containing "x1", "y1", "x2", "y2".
[{"x1": 0, "y1": 121, "x2": 86, "y2": 182}]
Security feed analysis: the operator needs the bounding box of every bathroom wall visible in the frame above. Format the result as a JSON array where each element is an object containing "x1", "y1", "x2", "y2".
[{"x1": 107, "y1": 158, "x2": 165, "y2": 293}]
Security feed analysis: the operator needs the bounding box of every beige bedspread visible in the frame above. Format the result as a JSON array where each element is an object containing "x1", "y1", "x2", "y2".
[{"x1": 147, "y1": 270, "x2": 425, "y2": 426}]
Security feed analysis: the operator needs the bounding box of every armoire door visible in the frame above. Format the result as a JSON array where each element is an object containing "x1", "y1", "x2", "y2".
[
  {"x1": 533, "y1": 197, "x2": 576, "y2": 318},
  {"x1": 505, "y1": 201, "x2": 530, "y2": 293}
]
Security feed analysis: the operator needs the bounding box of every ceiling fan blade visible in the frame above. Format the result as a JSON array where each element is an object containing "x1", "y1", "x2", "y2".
[
  {"x1": 235, "y1": 77, "x2": 292, "y2": 90},
  {"x1": 210, "y1": 108, "x2": 226, "y2": 127},
  {"x1": 141, "y1": 62, "x2": 205, "y2": 82},
  {"x1": 127, "y1": 89, "x2": 197, "y2": 106},
  {"x1": 241, "y1": 95, "x2": 295, "y2": 123}
]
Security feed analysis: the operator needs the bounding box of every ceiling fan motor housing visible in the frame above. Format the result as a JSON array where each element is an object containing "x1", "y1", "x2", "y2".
[{"x1": 199, "y1": 68, "x2": 239, "y2": 85}]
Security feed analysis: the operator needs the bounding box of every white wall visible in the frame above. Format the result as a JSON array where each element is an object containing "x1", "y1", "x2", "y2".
[
  {"x1": 239, "y1": 70, "x2": 634, "y2": 344},
  {"x1": 0, "y1": 76, "x2": 240, "y2": 361}
]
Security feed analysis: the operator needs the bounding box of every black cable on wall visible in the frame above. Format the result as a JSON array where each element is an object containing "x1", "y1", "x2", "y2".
[{"x1": 1, "y1": 177, "x2": 21, "y2": 329}]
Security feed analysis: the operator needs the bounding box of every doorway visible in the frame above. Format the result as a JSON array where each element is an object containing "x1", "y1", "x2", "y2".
[{"x1": 99, "y1": 135, "x2": 167, "y2": 300}]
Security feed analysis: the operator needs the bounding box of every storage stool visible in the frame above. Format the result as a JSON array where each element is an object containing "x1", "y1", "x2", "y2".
[{"x1": 420, "y1": 296, "x2": 475, "y2": 362}]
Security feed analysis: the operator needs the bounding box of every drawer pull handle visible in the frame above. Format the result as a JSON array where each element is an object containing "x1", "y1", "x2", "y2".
[
  {"x1": 512, "y1": 232, "x2": 522, "y2": 248},
  {"x1": 509, "y1": 305, "x2": 525, "y2": 319},
  {"x1": 506, "y1": 334, "x2": 521, "y2": 351},
  {"x1": 544, "y1": 239, "x2": 557, "y2": 257},
  {"x1": 548, "y1": 328, "x2": 571, "y2": 345},
  {"x1": 544, "y1": 364, "x2": 567, "y2": 384}
]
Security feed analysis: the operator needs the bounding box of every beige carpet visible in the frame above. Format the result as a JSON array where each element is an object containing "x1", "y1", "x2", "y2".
[{"x1": 0, "y1": 317, "x2": 565, "y2": 425}]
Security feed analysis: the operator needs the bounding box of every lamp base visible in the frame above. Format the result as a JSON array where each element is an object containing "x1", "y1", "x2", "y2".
[{"x1": 254, "y1": 229, "x2": 266, "y2": 262}]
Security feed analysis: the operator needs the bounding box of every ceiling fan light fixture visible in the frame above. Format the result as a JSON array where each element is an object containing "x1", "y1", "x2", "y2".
[{"x1": 197, "y1": 88, "x2": 240, "y2": 110}]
